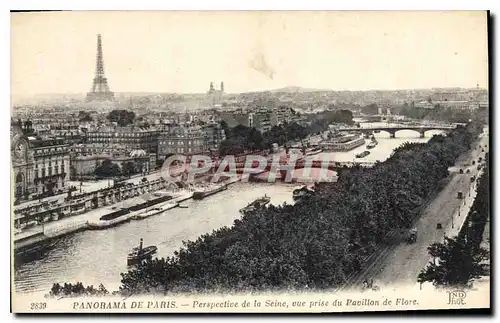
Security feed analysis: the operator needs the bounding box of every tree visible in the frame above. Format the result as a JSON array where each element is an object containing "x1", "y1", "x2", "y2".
[
  {"x1": 94, "y1": 159, "x2": 121, "y2": 178},
  {"x1": 107, "y1": 109, "x2": 136, "y2": 126},
  {"x1": 113, "y1": 124, "x2": 482, "y2": 294},
  {"x1": 78, "y1": 111, "x2": 93, "y2": 122},
  {"x1": 44, "y1": 121, "x2": 485, "y2": 296},
  {"x1": 333, "y1": 109, "x2": 354, "y2": 125},
  {"x1": 122, "y1": 161, "x2": 136, "y2": 177},
  {"x1": 417, "y1": 236, "x2": 489, "y2": 287},
  {"x1": 48, "y1": 282, "x2": 109, "y2": 297},
  {"x1": 361, "y1": 103, "x2": 379, "y2": 115}
]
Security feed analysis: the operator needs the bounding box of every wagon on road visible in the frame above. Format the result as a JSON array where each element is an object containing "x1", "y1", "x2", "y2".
[{"x1": 407, "y1": 228, "x2": 417, "y2": 244}]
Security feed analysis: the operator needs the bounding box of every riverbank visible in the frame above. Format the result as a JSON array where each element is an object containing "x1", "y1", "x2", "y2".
[
  {"x1": 14, "y1": 191, "x2": 194, "y2": 254},
  {"x1": 13, "y1": 123, "x2": 473, "y2": 294},
  {"x1": 14, "y1": 173, "x2": 249, "y2": 255},
  {"x1": 111, "y1": 124, "x2": 481, "y2": 294},
  {"x1": 14, "y1": 182, "x2": 296, "y2": 293}
]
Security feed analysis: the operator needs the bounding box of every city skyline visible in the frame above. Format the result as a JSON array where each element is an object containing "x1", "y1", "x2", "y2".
[{"x1": 11, "y1": 11, "x2": 488, "y2": 97}]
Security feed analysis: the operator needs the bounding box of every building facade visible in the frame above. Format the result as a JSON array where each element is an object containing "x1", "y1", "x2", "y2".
[
  {"x1": 71, "y1": 151, "x2": 152, "y2": 178},
  {"x1": 11, "y1": 123, "x2": 70, "y2": 201},
  {"x1": 158, "y1": 125, "x2": 209, "y2": 159},
  {"x1": 202, "y1": 123, "x2": 226, "y2": 151},
  {"x1": 70, "y1": 143, "x2": 129, "y2": 157},
  {"x1": 86, "y1": 125, "x2": 159, "y2": 154},
  {"x1": 415, "y1": 100, "x2": 481, "y2": 111},
  {"x1": 249, "y1": 110, "x2": 272, "y2": 133}
]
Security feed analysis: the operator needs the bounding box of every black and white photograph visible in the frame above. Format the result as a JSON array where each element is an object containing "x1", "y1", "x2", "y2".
[{"x1": 10, "y1": 10, "x2": 490, "y2": 313}]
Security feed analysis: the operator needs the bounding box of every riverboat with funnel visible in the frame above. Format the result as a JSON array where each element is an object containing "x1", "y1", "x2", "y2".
[{"x1": 127, "y1": 238, "x2": 157, "y2": 266}]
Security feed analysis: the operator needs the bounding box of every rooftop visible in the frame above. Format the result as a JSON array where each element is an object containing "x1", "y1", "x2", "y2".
[{"x1": 92, "y1": 124, "x2": 158, "y2": 133}]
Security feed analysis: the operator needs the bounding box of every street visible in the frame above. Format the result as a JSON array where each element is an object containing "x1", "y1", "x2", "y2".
[{"x1": 348, "y1": 129, "x2": 489, "y2": 289}]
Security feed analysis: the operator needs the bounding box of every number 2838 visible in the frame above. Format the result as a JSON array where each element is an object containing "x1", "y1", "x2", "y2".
[{"x1": 31, "y1": 302, "x2": 47, "y2": 310}]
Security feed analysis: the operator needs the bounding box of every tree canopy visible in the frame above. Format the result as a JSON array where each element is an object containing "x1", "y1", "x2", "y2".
[
  {"x1": 47, "y1": 282, "x2": 110, "y2": 298},
  {"x1": 218, "y1": 109, "x2": 354, "y2": 156},
  {"x1": 121, "y1": 161, "x2": 136, "y2": 177},
  {"x1": 94, "y1": 159, "x2": 121, "y2": 178},
  {"x1": 78, "y1": 111, "x2": 93, "y2": 122},
  {"x1": 107, "y1": 109, "x2": 136, "y2": 126},
  {"x1": 114, "y1": 123, "x2": 480, "y2": 294}
]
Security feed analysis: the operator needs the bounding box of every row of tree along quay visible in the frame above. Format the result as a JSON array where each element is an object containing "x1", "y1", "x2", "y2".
[
  {"x1": 47, "y1": 121, "x2": 483, "y2": 297},
  {"x1": 418, "y1": 153, "x2": 490, "y2": 288}
]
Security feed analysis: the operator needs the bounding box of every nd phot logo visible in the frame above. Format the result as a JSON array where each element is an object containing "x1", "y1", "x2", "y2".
[{"x1": 446, "y1": 290, "x2": 467, "y2": 305}]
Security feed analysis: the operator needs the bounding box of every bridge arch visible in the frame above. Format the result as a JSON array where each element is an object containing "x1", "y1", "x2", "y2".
[
  {"x1": 393, "y1": 129, "x2": 424, "y2": 138},
  {"x1": 372, "y1": 130, "x2": 392, "y2": 138},
  {"x1": 423, "y1": 129, "x2": 446, "y2": 137}
]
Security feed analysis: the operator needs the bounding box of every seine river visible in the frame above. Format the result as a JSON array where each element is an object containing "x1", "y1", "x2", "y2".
[{"x1": 14, "y1": 122, "x2": 446, "y2": 294}]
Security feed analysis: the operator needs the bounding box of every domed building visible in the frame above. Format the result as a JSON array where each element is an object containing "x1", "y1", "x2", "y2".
[{"x1": 129, "y1": 149, "x2": 147, "y2": 158}]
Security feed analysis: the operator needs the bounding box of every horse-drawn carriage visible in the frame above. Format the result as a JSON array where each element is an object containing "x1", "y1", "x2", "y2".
[
  {"x1": 362, "y1": 279, "x2": 380, "y2": 291},
  {"x1": 407, "y1": 228, "x2": 418, "y2": 244}
]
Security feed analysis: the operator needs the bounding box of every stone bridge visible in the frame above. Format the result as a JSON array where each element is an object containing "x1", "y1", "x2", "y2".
[{"x1": 337, "y1": 124, "x2": 457, "y2": 138}]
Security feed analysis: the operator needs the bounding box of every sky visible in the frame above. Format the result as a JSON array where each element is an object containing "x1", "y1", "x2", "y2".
[{"x1": 11, "y1": 11, "x2": 489, "y2": 96}]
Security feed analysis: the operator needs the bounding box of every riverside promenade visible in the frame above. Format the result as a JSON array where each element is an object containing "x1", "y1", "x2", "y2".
[
  {"x1": 14, "y1": 190, "x2": 194, "y2": 252},
  {"x1": 14, "y1": 170, "x2": 249, "y2": 253}
]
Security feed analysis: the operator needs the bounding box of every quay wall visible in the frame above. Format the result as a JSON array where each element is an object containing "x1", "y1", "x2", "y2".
[{"x1": 14, "y1": 180, "x2": 228, "y2": 253}]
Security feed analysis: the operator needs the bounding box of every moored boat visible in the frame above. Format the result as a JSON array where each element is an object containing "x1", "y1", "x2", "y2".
[
  {"x1": 366, "y1": 136, "x2": 378, "y2": 149},
  {"x1": 292, "y1": 185, "x2": 315, "y2": 201},
  {"x1": 193, "y1": 184, "x2": 227, "y2": 200},
  {"x1": 131, "y1": 207, "x2": 163, "y2": 220},
  {"x1": 320, "y1": 130, "x2": 366, "y2": 151},
  {"x1": 305, "y1": 146, "x2": 323, "y2": 156},
  {"x1": 87, "y1": 208, "x2": 132, "y2": 229},
  {"x1": 127, "y1": 238, "x2": 157, "y2": 266},
  {"x1": 355, "y1": 151, "x2": 371, "y2": 159},
  {"x1": 131, "y1": 202, "x2": 179, "y2": 220},
  {"x1": 240, "y1": 195, "x2": 271, "y2": 214}
]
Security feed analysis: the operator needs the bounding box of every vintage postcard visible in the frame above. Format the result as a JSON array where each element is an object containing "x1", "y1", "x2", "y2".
[{"x1": 10, "y1": 11, "x2": 490, "y2": 313}]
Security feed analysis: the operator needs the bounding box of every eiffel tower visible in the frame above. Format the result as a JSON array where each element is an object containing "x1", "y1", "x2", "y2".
[{"x1": 86, "y1": 34, "x2": 114, "y2": 102}]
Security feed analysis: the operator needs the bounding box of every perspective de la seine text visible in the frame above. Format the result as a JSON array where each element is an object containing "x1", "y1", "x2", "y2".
[{"x1": 68, "y1": 297, "x2": 418, "y2": 310}]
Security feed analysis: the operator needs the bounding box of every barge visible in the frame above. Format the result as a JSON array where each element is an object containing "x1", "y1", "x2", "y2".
[
  {"x1": 292, "y1": 185, "x2": 315, "y2": 201},
  {"x1": 87, "y1": 208, "x2": 132, "y2": 229},
  {"x1": 355, "y1": 151, "x2": 371, "y2": 159},
  {"x1": 131, "y1": 202, "x2": 179, "y2": 220},
  {"x1": 240, "y1": 195, "x2": 271, "y2": 214},
  {"x1": 193, "y1": 184, "x2": 227, "y2": 200}
]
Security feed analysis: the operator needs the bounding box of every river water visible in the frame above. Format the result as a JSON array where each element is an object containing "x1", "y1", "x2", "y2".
[{"x1": 14, "y1": 122, "x2": 446, "y2": 294}]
